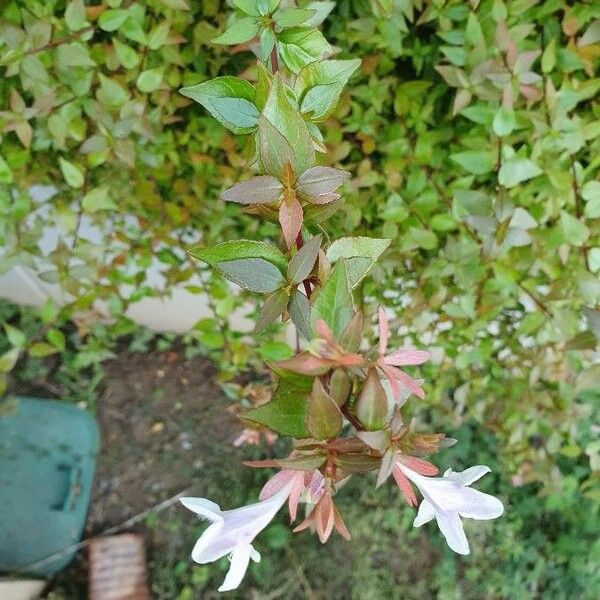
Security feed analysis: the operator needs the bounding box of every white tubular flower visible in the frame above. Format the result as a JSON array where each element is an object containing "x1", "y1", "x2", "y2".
[
  {"x1": 397, "y1": 464, "x2": 504, "y2": 555},
  {"x1": 181, "y1": 480, "x2": 294, "y2": 592}
]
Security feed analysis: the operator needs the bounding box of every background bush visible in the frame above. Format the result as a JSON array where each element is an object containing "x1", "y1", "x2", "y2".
[{"x1": 1, "y1": 0, "x2": 599, "y2": 597}]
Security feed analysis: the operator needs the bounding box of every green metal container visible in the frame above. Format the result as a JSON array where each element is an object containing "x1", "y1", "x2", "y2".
[{"x1": 0, "y1": 396, "x2": 99, "y2": 577}]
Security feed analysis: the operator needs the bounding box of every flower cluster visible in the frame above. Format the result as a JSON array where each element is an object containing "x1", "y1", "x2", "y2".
[{"x1": 182, "y1": 306, "x2": 504, "y2": 591}]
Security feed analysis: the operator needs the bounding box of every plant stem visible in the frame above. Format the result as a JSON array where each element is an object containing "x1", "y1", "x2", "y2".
[{"x1": 270, "y1": 45, "x2": 279, "y2": 74}]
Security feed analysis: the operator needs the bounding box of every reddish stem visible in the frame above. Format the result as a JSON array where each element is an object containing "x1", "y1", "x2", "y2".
[{"x1": 270, "y1": 46, "x2": 279, "y2": 74}]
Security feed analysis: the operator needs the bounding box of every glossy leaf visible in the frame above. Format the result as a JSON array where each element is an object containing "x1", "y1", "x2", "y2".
[
  {"x1": 288, "y1": 234, "x2": 322, "y2": 284},
  {"x1": 311, "y1": 259, "x2": 353, "y2": 339},
  {"x1": 243, "y1": 373, "x2": 312, "y2": 437},
  {"x1": 326, "y1": 237, "x2": 391, "y2": 287},
  {"x1": 295, "y1": 59, "x2": 361, "y2": 119},
  {"x1": 221, "y1": 176, "x2": 283, "y2": 204},
  {"x1": 262, "y1": 75, "x2": 314, "y2": 177},
  {"x1": 180, "y1": 77, "x2": 259, "y2": 134},
  {"x1": 212, "y1": 17, "x2": 260, "y2": 45},
  {"x1": 297, "y1": 166, "x2": 350, "y2": 196},
  {"x1": 288, "y1": 290, "x2": 311, "y2": 339},
  {"x1": 189, "y1": 240, "x2": 287, "y2": 274}
]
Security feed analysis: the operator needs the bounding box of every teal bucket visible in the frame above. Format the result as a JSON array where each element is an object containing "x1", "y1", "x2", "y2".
[{"x1": 0, "y1": 396, "x2": 99, "y2": 577}]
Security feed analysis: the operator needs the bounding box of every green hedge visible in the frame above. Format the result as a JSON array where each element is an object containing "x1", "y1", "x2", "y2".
[{"x1": 1, "y1": 0, "x2": 599, "y2": 567}]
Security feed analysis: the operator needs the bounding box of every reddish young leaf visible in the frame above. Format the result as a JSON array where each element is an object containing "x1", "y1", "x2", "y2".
[
  {"x1": 276, "y1": 352, "x2": 332, "y2": 375},
  {"x1": 279, "y1": 193, "x2": 303, "y2": 249}
]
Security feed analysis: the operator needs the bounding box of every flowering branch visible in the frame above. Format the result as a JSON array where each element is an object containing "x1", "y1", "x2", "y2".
[{"x1": 177, "y1": 0, "x2": 504, "y2": 591}]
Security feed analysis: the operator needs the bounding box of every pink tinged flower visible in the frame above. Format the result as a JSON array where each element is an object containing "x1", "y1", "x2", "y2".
[
  {"x1": 392, "y1": 456, "x2": 439, "y2": 506},
  {"x1": 259, "y1": 469, "x2": 306, "y2": 522},
  {"x1": 377, "y1": 307, "x2": 430, "y2": 401},
  {"x1": 397, "y1": 463, "x2": 504, "y2": 555},
  {"x1": 181, "y1": 479, "x2": 295, "y2": 592},
  {"x1": 293, "y1": 490, "x2": 351, "y2": 543}
]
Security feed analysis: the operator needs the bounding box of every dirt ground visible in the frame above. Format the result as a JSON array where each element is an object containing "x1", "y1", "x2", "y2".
[{"x1": 43, "y1": 349, "x2": 245, "y2": 598}]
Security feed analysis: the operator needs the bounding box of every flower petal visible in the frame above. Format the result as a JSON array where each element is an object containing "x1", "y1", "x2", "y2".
[
  {"x1": 378, "y1": 306, "x2": 388, "y2": 356},
  {"x1": 380, "y1": 364, "x2": 402, "y2": 401},
  {"x1": 384, "y1": 349, "x2": 430, "y2": 366},
  {"x1": 259, "y1": 469, "x2": 297, "y2": 501},
  {"x1": 180, "y1": 497, "x2": 223, "y2": 522},
  {"x1": 453, "y1": 465, "x2": 492, "y2": 487},
  {"x1": 435, "y1": 511, "x2": 470, "y2": 555},
  {"x1": 218, "y1": 544, "x2": 253, "y2": 592},
  {"x1": 191, "y1": 522, "x2": 229, "y2": 563},
  {"x1": 250, "y1": 547, "x2": 261, "y2": 562},
  {"x1": 392, "y1": 465, "x2": 418, "y2": 507},
  {"x1": 458, "y1": 491, "x2": 504, "y2": 521},
  {"x1": 413, "y1": 499, "x2": 436, "y2": 527},
  {"x1": 387, "y1": 366, "x2": 425, "y2": 399}
]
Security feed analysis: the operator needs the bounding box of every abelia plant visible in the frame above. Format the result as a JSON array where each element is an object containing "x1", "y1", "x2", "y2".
[{"x1": 179, "y1": 0, "x2": 503, "y2": 592}]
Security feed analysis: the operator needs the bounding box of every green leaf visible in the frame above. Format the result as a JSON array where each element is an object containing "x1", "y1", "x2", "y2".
[
  {"x1": 450, "y1": 151, "x2": 494, "y2": 175},
  {"x1": 588, "y1": 248, "x2": 600, "y2": 273},
  {"x1": 243, "y1": 373, "x2": 312, "y2": 437},
  {"x1": 583, "y1": 307, "x2": 600, "y2": 341},
  {"x1": 189, "y1": 240, "x2": 287, "y2": 292},
  {"x1": 0, "y1": 348, "x2": 20, "y2": 372},
  {"x1": 59, "y1": 157, "x2": 84, "y2": 188},
  {"x1": 65, "y1": 0, "x2": 88, "y2": 31},
  {"x1": 273, "y1": 8, "x2": 315, "y2": 28},
  {"x1": 288, "y1": 289, "x2": 311, "y2": 339},
  {"x1": 98, "y1": 9, "x2": 128, "y2": 32},
  {"x1": 296, "y1": 166, "x2": 350, "y2": 195},
  {"x1": 234, "y1": 0, "x2": 261, "y2": 16},
  {"x1": 453, "y1": 189, "x2": 492, "y2": 217},
  {"x1": 218, "y1": 258, "x2": 285, "y2": 293},
  {"x1": 136, "y1": 67, "x2": 164, "y2": 93},
  {"x1": 180, "y1": 77, "x2": 259, "y2": 134},
  {"x1": 582, "y1": 181, "x2": 600, "y2": 218},
  {"x1": 47, "y1": 328, "x2": 66, "y2": 351},
  {"x1": 288, "y1": 234, "x2": 321, "y2": 284},
  {"x1": 262, "y1": 75, "x2": 314, "y2": 176},
  {"x1": 0, "y1": 154, "x2": 13, "y2": 184},
  {"x1": 4, "y1": 324, "x2": 26, "y2": 348},
  {"x1": 493, "y1": 107, "x2": 516, "y2": 136},
  {"x1": 498, "y1": 158, "x2": 543, "y2": 188},
  {"x1": 221, "y1": 175, "x2": 282, "y2": 204},
  {"x1": 113, "y1": 39, "x2": 140, "y2": 69},
  {"x1": 560, "y1": 211, "x2": 589, "y2": 246},
  {"x1": 307, "y1": 378, "x2": 343, "y2": 439},
  {"x1": 255, "y1": 289, "x2": 289, "y2": 332},
  {"x1": 311, "y1": 259, "x2": 354, "y2": 339},
  {"x1": 97, "y1": 74, "x2": 129, "y2": 107},
  {"x1": 82, "y1": 187, "x2": 115, "y2": 213},
  {"x1": 278, "y1": 27, "x2": 333, "y2": 74},
  {"x1": 189, "y1": 239, "x2": 287, "y2": 273},
  {"x1": 29, "y1": 342, "x2": 59, "y2": 358},
  {"x1": 212, "y1": 17, "x2": 260, "y2": 45},
  {"x1": 295, "y1": 59, "x2": 361, "y2": 120},
  {"x1": 326, "y1": 237, "x2": 391, "y2": 287},
  {"x1": 148, "y1": 21, "x2": 170, "y2": 50},
  {"x1": 258, "y1": 115, "x2": 295, "y2": 178}
]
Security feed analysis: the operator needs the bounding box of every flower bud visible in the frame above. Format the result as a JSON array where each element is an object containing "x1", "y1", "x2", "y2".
[
  {"x1": 307, "y1": 378, "x2": 343, "y2": 440},
  {"x1": 329, "y1": 368, "x2": 351, "y2": 406},
  {"x1": 356, "y1": 369, "x2": 388, "y2": 431}
]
